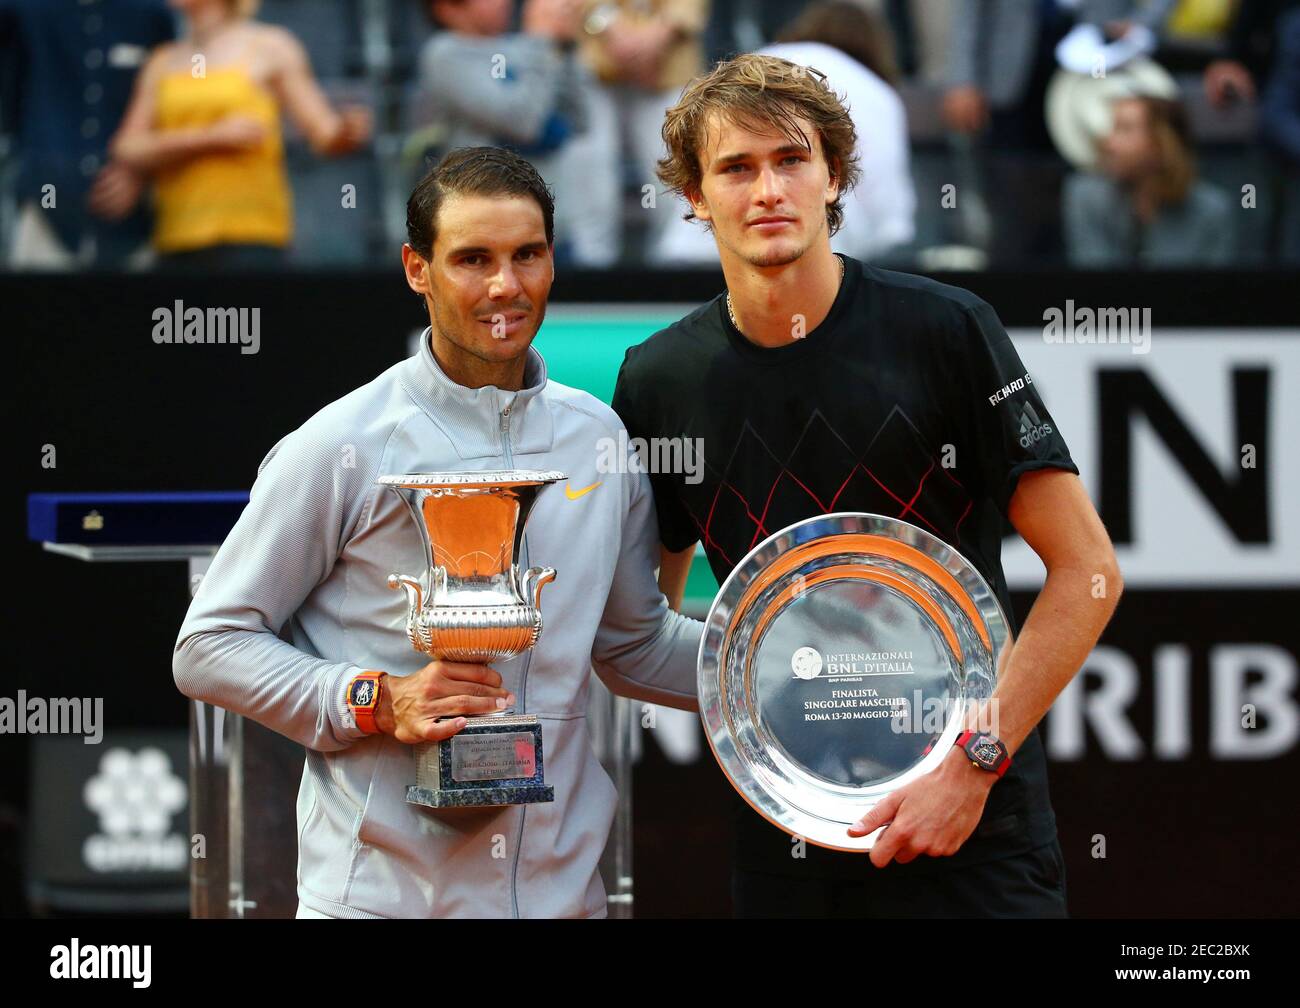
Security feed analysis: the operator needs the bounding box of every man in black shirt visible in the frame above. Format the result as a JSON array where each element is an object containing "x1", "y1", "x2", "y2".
[{"x1": 611, "y1": 54, "x2": 1124, "y2": 917}]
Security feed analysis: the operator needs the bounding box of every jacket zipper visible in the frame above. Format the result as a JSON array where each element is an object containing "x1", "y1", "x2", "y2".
[
  {"x1": 501, "y1": 397, "x2": 527, "y2": 918},
  {"x1": 500, "y1": 402, "x2": 513, "y2": 466}
]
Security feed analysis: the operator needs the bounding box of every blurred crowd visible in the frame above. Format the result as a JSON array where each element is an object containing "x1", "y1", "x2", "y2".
[{"x1": 1, "y1": 0, "x2": 1298, "y2": 272}]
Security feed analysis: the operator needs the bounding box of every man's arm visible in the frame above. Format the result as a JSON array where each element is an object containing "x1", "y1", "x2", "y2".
[
  {"x1": 110, "y1": 46, "x2": 266, "y2": 172},
  {"x1": 945, "y1": 0, "x2": 983, "y2": 90},
  {"x1": 850, "y1": 469, "x2": 1122, "y2": 865},
  {"x1": 941, "y1": 0, "x2": 989, "y2": 133},
  {"x1": 265, "y1": 26, "x2": 370, "y2": 156},
  {"x1": 418, "y1": 32, "x2": 564, "y2": 145},
  {"x1": 657, "y1": 543, "x2": 694, "y2": 613},
  {"x1": 173, "y1": 427, "x2": 374, "y2": 752},
  {"x1": 1261, "y1": 11, "x2": 1300, "y2": 164},
  {"x1": 611, "y1": 347, "x2": 702, "y2": 620},
  {"x1": 973, "y1": 468, "x2": 1122, "y2": 754},
  {"x1": 591, "y1": 462, "x2": 701, "y2": 713}
]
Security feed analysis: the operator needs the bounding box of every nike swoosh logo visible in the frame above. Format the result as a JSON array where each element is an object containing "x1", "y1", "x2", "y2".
[{"x1": 565, "y1": 481, "x2": 602, "y2": 500}]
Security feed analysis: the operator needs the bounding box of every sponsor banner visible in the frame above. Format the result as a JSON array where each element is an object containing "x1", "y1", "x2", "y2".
[{"x1": 1006, "y1": 330, "x2": 1300, "y2": 588}]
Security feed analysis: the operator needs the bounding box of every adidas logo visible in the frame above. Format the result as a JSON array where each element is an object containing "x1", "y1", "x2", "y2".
[{"x1": 1017, "y1": 403, "x2": 1054, "y2": 449}]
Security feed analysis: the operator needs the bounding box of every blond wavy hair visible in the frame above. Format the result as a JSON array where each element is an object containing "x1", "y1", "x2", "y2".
[{"x1": 656, "y1": 53, "x2": 861, "y2": 235}]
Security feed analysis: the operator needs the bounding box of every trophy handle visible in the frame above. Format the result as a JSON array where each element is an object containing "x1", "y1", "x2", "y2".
[
  {"x1": 387, "y1": 573, "x2": 424, "y2": 613},
  {"x1": 520, "y1": 565, "x2": 557, "y2": 611}
]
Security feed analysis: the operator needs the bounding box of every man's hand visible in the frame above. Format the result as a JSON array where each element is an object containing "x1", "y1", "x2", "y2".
[
  {"x1": 603, "y1": 19, "x2": 674, "y2": 88},
  {"x1": 208, "y1": 114, "x2": 268, "y2": 153},
  {"x1": 374, "y1": 660, "x2": 514, "y2": 745},
  {"x1": 1204, "y1": 59, "x2": 1255, "y2": 107},
  {"x1": 846, "y1": 745, "x2": 996, "y2": 867},
  {"x1": 321, "y1": 104, "x2": 372, "y2": 156},
  {"x1": 941, "y1": 84, "x2": 988, "y2": 134},
  {"x1": 523, "y1": 0, "x2": 583, "y2": 41},
  {"x1": 86, "y1": 162, "x2": 145, "y2": 220}
]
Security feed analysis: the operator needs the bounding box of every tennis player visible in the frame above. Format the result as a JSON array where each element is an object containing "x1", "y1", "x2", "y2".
[
  {"x1": 612, "y1": 54, "x2": 1123, "y2": 918},
  {"x1": 174, "y1": 147, "x2": 700, "y2": 918}
]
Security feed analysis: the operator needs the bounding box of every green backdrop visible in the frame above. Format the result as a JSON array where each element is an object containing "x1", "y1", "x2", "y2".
[{"x1": 535, "y1": 309, "x2": 718, "y2": 612}]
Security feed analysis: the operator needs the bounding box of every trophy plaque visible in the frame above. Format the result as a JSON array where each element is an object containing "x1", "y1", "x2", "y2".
[
  {"x1": 378, "y1": 470, "x2": 564, "y2": 809},
  {"x1": 698, "y1": 513, "x2": 1011, "y2": 851}
]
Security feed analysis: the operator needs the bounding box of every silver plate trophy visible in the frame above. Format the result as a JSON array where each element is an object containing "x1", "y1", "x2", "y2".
[
  {"x1": 698, "y1": 513, "x2": 1011, "y2": 851},
  {"x1": 378, "y1": 470, "x2": 565, "y2": 809}
]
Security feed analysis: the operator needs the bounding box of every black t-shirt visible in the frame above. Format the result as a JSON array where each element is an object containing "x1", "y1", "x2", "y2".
[{"x1": 611, "y1": 255, "x2": 1080, "y2": 879}]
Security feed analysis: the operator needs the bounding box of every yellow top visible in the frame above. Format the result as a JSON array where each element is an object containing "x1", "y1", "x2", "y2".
[
  {"x1": 1166, "y1": 0, "x2": 1234, "y2": 40},
  {"x1": 152, "y1": 62, "x2": 292, "y2": 252}
]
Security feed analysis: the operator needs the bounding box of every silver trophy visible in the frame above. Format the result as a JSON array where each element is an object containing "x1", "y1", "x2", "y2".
[
  {"x1": 698, "y1": 513, "x2": 1011, "y2": 850},
  {"x1": 378, "y1": 470, "x2": 564, "y2": 809}
]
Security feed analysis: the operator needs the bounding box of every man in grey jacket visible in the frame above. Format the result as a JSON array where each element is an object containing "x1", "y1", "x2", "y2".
[
  {"x1": 173, "y1": 146, "x2": 701, "y2": 918},
  {"x1": 416, "y1": 0, "x2": 608, "y2": 265}
]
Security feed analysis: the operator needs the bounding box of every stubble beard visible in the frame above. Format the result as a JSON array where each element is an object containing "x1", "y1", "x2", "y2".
[
  {"x1": 717, "y1": 212, "x2": 828, "y2": 270},
  {"x1": 429, "y1": 292, "x2": 543, "y2": 368}
]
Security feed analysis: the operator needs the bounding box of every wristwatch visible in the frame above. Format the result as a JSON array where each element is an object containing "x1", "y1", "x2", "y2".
[
  {"x1": 346, "y1": 671, "x2": 385, "y2": 736},
  {"x1": 955, "y1": 729, "x2": 1010, "y2": 777}
]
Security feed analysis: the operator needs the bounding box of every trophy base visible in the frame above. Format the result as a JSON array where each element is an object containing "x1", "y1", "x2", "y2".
[
  {"x1": 405, "y1": 713, "x2": 552, "y2": 810},
  {"x1": 406, "y1": 784, "x2": 555, "y2": 809}
]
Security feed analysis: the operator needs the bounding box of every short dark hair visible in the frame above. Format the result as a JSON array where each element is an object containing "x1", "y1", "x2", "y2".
[{"x1": 405, "y1": 146, "x2": 555, "y2": 259}]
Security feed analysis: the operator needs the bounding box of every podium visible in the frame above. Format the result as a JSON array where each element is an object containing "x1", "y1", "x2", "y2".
[{"x1": 28, "y1": 491, "x2": 636, "y2": 918}]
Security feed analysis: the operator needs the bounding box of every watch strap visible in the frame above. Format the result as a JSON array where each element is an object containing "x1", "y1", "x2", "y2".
[{"x1": 347, "y1": 671, "x2": 384, "y2": 736}]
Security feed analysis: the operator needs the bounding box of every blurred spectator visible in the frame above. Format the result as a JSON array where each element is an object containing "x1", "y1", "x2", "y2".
[
  {"x1": 904, "y1": 0, "x2": 954, "y2": 85},
  {"x1": 943, "y1": 1, "x2": 1181, "y2": 264},
  {"x1": 415, "y1": 0, "x2": 599, "y2": 264},
  {"x1": 943, "y1": 0, "x2": 1075, "y2": 262},
  {"x1": 1202, "y1": 0, "x2": 1300, "y2": 108},
  {"x1": 1261, "y1": 6, "x2": 1300, "y2": 262},
  {"x1": 110, "y1": 0, "x2": 371, "y2": 271},
  {"x1": 945, "y1": 0, "x2": 1065, "y2": 143},
  {"x1": 0, "y1": 0, "x2": 176, "y2": 270},
  {"x1": 1053, "y1": 0, "x2": 1178, "y2": 76},
  {"x1": 1141, "y1": 1, "x2": 1234, "y2": 74},
  {"x1": 1166, "y1": 0, "x2": 1233, "y2": 37},
  {"x1": 575, "y1": 0, "x2": 709, "y2": 263},
  {"x1": 651, "y1": 0, "x2": 916, "y2": 265},
  {"x1": 1064, "y1": 93, "x2": 1233, "y2": 265},
  {"x1": 700, "y1": 0, "x2": 808, "y2": 63}
]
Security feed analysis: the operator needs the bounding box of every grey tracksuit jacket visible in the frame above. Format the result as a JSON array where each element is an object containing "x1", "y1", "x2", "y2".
[{"x1": 173, "y1": 330, "x2": 702, "y2": 918}]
